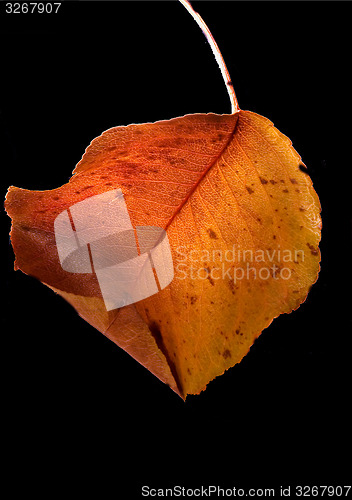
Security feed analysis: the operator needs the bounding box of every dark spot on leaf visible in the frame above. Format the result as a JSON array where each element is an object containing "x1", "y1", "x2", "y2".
[
  {"x1": 299, "y1": 207, "x2": 305, "y2": 212},
  {"x1": 190, "y1": 296, "x2": 197, "y2": 305},
  {"x1": 207, "y1": 228, "x2": 218, "y2": 239},
  {"x1": 306, "y1": 242, "x2": 319, "y2": 256},
  {"x1": 283, "y1": 189, "x2": 289, "y2": 193},
  {"x1": 259, "y1": 177, "x2": 268, "y2": 184},
  {"x1": 246, "y1": 186, "x2": 254, "y2": 194},
  {"x1": 53, "y1": 195, "x2": 60, "y2": 201},
  {"x1": 205, "y1": 267, "x2": 214, "y2": 286},
  {"x1": 290, "y1": 178, "x2": 298, "y2": 184},
  {"x1": 227, "y1": 279, "x2": 236, "y2": 295},
  {"x1": 270, "y1": 180, "x2": 277, "y2": 185},
  {"x1": 223, "y1": 349, "x2": 231, "y2": 359}
]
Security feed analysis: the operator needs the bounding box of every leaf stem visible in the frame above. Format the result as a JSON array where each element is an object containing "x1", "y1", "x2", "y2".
[{"x1": 179, "y1": 0, "x2": 239, "y2": 114}]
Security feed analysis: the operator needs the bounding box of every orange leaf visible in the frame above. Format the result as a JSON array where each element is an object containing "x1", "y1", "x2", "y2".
[{"x1": 5, "y1": 110, "x2": 321, "y2": 398}]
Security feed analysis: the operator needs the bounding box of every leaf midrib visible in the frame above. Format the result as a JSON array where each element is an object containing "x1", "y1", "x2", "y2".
[{"x1": 164, "y1": 111, "x2": 240, "y2": 232}]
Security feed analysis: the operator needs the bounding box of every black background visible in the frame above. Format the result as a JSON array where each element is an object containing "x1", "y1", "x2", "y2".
[{"x1": 1, "y1": 1, "x2": 351, "y2": 496}]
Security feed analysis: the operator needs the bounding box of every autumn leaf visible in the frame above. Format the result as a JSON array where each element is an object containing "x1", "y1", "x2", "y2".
[
  {"x1": 4, "y1": 1, "x2": 321, "y2": 399},
  {"x1": 5, "y1": 109, "x2": 321, "y2": 398}
]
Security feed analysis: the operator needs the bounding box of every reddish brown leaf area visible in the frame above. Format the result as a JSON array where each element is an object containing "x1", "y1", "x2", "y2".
[{"x1": 5, "y1": 111, "x2": 321, "y2": 398}]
